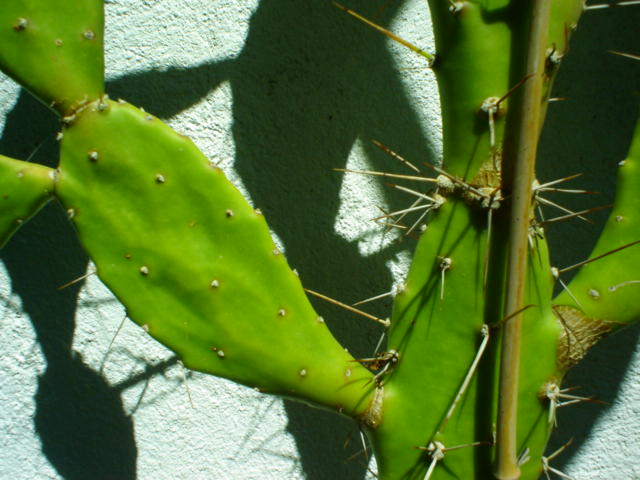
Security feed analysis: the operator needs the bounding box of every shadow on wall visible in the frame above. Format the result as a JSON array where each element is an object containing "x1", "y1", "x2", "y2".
[
  {"x1": 0, "y1": 92, "x2": 139, "y2": 480},
  {"x1": 1, "y1": 0, "x2": 639, "y2": 479},
  {"x1": 110, "y1": 1, "x2": 437, "y2": 478}
]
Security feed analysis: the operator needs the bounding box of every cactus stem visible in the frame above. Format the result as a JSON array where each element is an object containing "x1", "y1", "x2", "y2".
[
  {"x1": 304, "y1": 288, "x2": 391, "y2": 327},
  {"x1": 496, "y1": 9, "x2": 552, "y2": 475},
  {"x1": 496, "y1": 2, "x2": 550, "y2": 470},
  {"x1": 558, "y1": 239, "x2": 640, "y2": 274},
  {"x1": 332, "y1": 2, "x2": 434, "y2": 64}
]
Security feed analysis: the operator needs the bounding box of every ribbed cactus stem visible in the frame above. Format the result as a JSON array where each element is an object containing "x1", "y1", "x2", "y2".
[{"x1": 495, "y1": 0, "x2": 551, "y2": 478}]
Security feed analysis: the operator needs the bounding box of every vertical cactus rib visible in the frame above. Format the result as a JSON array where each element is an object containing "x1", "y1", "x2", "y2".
[{"x1": 496, "y1": 0, "x2": 551, "y2": 478}]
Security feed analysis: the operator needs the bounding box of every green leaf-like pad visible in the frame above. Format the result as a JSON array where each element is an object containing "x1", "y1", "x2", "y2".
[
  {"x1": 55, "y1": 99, "x2": 374, "y2": 417},
  {"x1": 0, "y1": 154, "x2": 55, "y2": 248},
  {"x1": 0, "y1": 0, "x2": 104, "y2": 115},
  {"x1": 368, "y1": 199, "x2": 559, "y2": 479}
]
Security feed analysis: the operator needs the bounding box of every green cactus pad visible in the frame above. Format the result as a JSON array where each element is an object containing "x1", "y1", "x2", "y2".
[
  {"x1": 427, "y1": 0, "x2": 583, "y2": 181},
  {"x1": 554, "y1": 118, "x2": 640, "y2": 329},
  {"x1": 0, "y1": 154, "x2": 55, "y2": 248},
  {"x1": 55, "y1": 99, "x2": 374, "y2": 417},
  {"x1": 367, "y1": 199, "x2": 559, "y2": 479},
  {"x1": 371, "y1": 199, "x2": 490, "y2": 479},
  {"x1": 0, "y1": 0, "x2": 104, "y2": 115}
]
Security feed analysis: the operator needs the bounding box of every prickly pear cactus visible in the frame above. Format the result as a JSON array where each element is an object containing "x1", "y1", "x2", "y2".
[{"x1": 1, "y1": 0, "x2": 639, "y2": 479}]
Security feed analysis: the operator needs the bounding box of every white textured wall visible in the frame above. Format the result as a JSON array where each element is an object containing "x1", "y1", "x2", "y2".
[{"x1": 0, "y1": 1, "x2": 638, "y2": 479}]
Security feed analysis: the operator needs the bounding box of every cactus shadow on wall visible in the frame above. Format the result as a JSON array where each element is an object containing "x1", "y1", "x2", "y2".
[{"x1": 0, "y1": 91, "x2": 139, "y2": 480}]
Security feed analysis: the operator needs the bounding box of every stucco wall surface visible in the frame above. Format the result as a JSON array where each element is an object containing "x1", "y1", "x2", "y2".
[{"x1": 0, "y1": 1, "x2": 639, "y2": 479}]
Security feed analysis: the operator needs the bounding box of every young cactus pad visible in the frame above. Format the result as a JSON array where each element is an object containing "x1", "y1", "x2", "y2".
[{"x1": 54, "y1": 98, "x2": 376, "y2": 418}]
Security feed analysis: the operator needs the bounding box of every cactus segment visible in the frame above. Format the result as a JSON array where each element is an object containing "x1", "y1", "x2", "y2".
[
  {"x1": 369, "y1": 199, "x2": 490, "y2": 479},
  {"x1": 427, "y1": 0, "x2": 583, "y2": 181},
  {"x1": 55, "y1": 99, "x2": 375, "y2": 417},
  {"x1": 0, "y1": 0, "x2": 104, "y2": 116},
  {"x1": 0, "y1": 154, "x2": 55, "y2": 248},
  {"x1": 554, "y1": 118, "x2": 640, "y2": 330},
  {"x1": 365, "y1": 199, "x2": 559, "y2": 479}
]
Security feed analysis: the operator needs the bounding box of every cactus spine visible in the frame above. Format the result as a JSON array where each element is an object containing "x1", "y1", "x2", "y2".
[{"x1": 1, "y1": 0, "x2": 638, "y2": 479}]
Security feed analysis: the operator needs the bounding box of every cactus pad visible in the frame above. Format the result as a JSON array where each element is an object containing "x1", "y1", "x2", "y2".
[
  {"x1": 366, "y1": 198, "x2": 560, "y2": 479},
  {"x1": 0, "y1": 0, "x2": 104, "y2": 115},
  {"x1": 54, "y1": 99, "x2": 375, "y2": 417}
]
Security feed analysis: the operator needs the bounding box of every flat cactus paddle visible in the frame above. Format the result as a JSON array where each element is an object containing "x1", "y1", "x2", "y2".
[{"x1": 55, "y1": 98, "x2": 376, "y2": 419}]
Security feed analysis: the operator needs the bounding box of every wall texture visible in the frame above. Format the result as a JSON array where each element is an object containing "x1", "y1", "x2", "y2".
[{"x1": 0, "y1": 1, "x2": 638, "y2": 479}]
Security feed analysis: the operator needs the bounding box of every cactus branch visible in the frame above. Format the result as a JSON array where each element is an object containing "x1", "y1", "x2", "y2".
[{"x1": 495, "y1": 0, "x2": 551, "y2": 478}]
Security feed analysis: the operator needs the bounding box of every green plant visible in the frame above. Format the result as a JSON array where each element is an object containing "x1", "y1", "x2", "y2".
[{"x1": 1, "y1": 0, "x2": 638, "y2": 478}]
